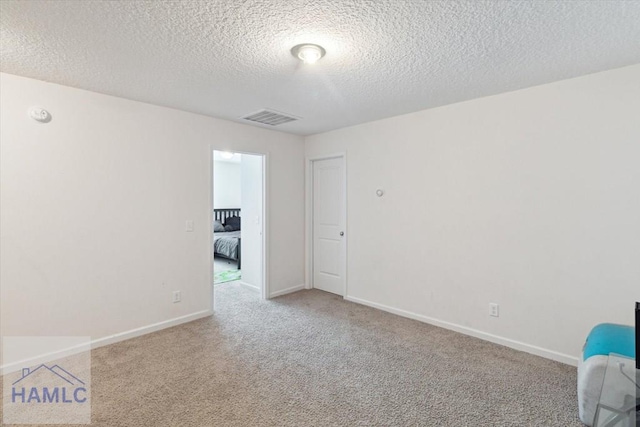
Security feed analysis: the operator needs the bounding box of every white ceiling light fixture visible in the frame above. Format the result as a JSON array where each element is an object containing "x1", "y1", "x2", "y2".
[{"x1": 291, "y1": 43, "x2": 326, "y2": 64}]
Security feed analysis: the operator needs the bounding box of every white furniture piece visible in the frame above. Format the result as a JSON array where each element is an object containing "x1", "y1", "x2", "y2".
[
  {"x1": 577, "y1": 323, "x2": 636, "y2": 426},
  {"x1": 579, "y1": 354, "x2": 610, "y2": 425},
  {"x1": 592, "y1": 354, "x2": 639, "y2": 427}
]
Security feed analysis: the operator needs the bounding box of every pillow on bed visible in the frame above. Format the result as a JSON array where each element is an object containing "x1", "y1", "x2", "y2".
[
  {"x1": 213, "y1": 220, "x2": 225, "y2": 232},
  {"x1": 224, "y1": 216, "x2": 241, "y2": 231}
]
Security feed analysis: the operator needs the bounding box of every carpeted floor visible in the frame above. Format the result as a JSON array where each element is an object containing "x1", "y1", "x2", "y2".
[{"x1": 3, "y1": 283, "x2": 583, "y2": 426}]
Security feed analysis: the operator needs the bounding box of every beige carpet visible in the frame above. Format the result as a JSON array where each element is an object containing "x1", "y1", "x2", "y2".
[{"x1": 3, "y1": 283, "x2": 583, "y2": 426}]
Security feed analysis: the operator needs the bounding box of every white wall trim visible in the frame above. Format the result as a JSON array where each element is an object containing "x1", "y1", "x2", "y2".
[
  {"x1": 305, "y1": 152, "x2": 348, "y2": 296},
  {"x1": 209, "y1": 145, "x2": 215, "y2": 314},
  {"x1": 269, "y1": 284, "x2": 305, "y2": 298},
  {"x1": 344, "y1": 295, "x2": 579, "y2": 367},
  {"x1": 262, "y1": 152, "x2": 270, "y2": 301},
  {"x1": 305, "y1": 157, "x2": 312, "y2": 290},
  {"x1": 238, "y1": 281, "x2": 260, "y2": 292},
  {"x1": 0, "y1": 310, "x2": 212, "y2": 375}
]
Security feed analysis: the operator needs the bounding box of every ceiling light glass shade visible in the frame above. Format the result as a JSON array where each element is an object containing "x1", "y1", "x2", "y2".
[
  {"x1": 298, "y1": 46, "x2": 322, "y2": 64},
  {"x1": 220, "y1": 151, "x2": 234, "y2": 159},
  {"x1": 291, "y1": 44, "x2": 326, "y2": 64}
]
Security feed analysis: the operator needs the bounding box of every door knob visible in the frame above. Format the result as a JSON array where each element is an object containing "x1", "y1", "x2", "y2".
[{"x1": 340, "y1": 231, "x2": 344, "y2": 236}]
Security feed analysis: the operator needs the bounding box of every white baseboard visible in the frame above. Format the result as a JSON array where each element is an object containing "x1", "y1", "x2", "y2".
[
  {"x1": 344, "y1": 295, "x2": 579, "y2": 367},
  {"x1": 1, "y1": 310, "x2": 212, "y2": 375},
  {"x1": 237, "y1": 281, "x2": 260, "y2": 292},
  {"x1": 269, "y1": 284, "x2": 305, "y2": 298},
  {"x1": 91, "y1": 309, "x2": 212, "y2": 349}
]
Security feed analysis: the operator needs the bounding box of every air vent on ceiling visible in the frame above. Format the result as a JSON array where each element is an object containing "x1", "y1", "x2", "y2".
[{"x1": 241, "y1": 109, "x2": 299, "y2": 126}]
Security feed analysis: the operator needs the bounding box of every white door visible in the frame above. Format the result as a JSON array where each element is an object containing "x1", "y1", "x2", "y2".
[{"x1": 312, "y1": 157, "x2": 346, "y2": 296}]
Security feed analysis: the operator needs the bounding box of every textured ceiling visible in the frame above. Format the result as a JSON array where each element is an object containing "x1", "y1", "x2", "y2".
[{"x1": 1, "y1": 1, "x2": 639, "y2": 135}]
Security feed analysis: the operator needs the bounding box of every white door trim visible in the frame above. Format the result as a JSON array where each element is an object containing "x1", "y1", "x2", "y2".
[
  {"x1": 210, "y1": 147, "x2": 270, "y2": 307},
  {"x1": 305, "y1": 152, "x2": 347, "y2": 297}
]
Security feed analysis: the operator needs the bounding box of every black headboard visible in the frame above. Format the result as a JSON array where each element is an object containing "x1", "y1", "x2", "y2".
[{"x1": 214, "y1": 208, "x2": 240, "y2": 223}]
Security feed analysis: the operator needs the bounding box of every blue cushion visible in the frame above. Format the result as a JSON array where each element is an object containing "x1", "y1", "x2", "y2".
[{"x1": 583, "y1": 323, "x2": 635, "y2": 361}]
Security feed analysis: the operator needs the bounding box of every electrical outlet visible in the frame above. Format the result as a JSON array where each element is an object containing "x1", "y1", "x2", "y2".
[
  {"x1": 173, "y1": 291, "x2": 181, "y2": 303},
  {"x1": 489, "y1": 303, "x2": 499, "y2": 317},
  {"x1": 185, "y1": 220, "x2": 194, "y2": 232}
]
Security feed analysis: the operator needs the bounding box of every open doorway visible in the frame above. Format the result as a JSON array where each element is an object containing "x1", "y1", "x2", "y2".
[{"x1": 212, "y1": 150, "x2": 266, "y2": 298}]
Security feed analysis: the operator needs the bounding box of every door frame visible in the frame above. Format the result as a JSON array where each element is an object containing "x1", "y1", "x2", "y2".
[
  {"x1": 210, "y1": 146, "x2": 270, "y2": 308},
  {"x1": 305, "y1": 152, "x2": 348, "y2": 297}
]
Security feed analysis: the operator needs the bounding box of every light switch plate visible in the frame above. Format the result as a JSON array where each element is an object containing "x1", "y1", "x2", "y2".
[{"x1": 489, "y1": 303, "x2": 499, "y2": 317}]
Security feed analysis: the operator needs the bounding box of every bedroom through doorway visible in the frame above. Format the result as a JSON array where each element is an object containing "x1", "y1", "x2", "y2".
[{"x1": 212, "y1": 150, "x2": 265, "y2": 297}]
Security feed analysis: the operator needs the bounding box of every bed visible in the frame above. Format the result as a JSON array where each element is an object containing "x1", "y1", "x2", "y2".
[{"x1": 213, "y1": 208, "x2": 241, "y2": 269}]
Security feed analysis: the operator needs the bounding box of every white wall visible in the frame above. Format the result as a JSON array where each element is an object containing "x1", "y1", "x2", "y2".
[
  {"x1": 213, "y1": 160, "x2": 241, "y2": 209},
  {"x1": 240, "y1": 154, "x2": 263, "y2": 289},
  {"x1": 305, "y1": 64, "x2": 640, "y2": 364},
  {"x1": 0, "y1": 73, "x2": 305, "y2": 365}
]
